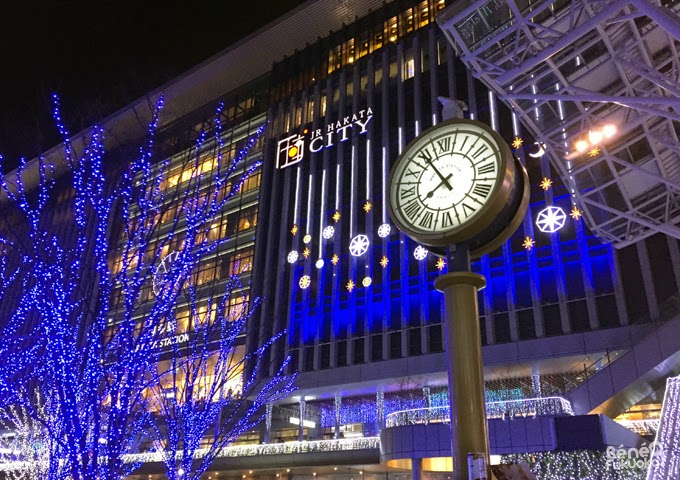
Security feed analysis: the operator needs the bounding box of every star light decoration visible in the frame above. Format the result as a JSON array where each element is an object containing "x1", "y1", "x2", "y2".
[
  {"x1": 346, "y1": 279, "x2": 355, "y2": 292},
  {"x1": 570, "y1": 205, "x2": 583, "y2": 220},
  {"x1": 436, "y1": 258, "x2": 446, "y2": 271},
  {"x1": 322, "y1": 226, "x2": 335, "y2": 239},
  {"x1": 589, "y1": 147, "x2": 601, "y2": 157},
  {"x1": 332, "y1": 211, "x2": 341, "y2": 222},
  {"x1": 291, "y1": 224, "x2": 298, "y2": 235},
  {"x1": 540, "y1": 177, "x2": 553, "y2": 190},
  {"x1": 413, "y1": 245, "x2": 429, "y2": 261},
  {"x1": 380, "y1": 256, "x2": 389, "y2": 268},
  {"x1": 302, "y1": 248, "x2": 311, "y2": 259},
  {"x1": 536, "y1": 206, "x2": 567, "y2": 233},
  {"x1": 331, "y1": 254, "x2": 339, "y2": 266},
  {"x1": 349, "y1": 234, "x2": 370, "y2": 257},
  {"x1": 522, "y1": 237, "x2": 535, "y2": 250},
  {"x1": 511, "y1": 137, "x2": 524, "y2": 149},
  {"x1": 299, "y1": 275, "x2": 311, "y2": 289},
  {"x1": 363, "y1": 201, "x2": 372, "y2": 213}
]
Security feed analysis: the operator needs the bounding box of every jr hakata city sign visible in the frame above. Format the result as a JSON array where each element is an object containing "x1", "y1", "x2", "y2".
[{"x1": 276, "y1": 108, "x2": 374, "y2": 169}]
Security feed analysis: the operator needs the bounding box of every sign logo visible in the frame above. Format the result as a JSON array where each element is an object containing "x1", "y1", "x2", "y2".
[{"x1": 276, "y1": 108, "x2": 374, "y2": 169}]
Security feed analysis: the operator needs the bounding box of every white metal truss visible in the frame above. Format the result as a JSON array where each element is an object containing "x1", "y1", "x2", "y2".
[{"x1": 437, "y1": 0, "x2": 680, "y2": 247}]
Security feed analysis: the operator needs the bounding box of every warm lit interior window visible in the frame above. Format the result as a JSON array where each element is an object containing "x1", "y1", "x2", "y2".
[{"x1": 146, "y1": 347, "x2": 245, "y2": 409}]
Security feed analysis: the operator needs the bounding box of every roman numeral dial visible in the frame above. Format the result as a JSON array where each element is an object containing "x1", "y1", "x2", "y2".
[{"x1": 388, "y1": 121, "x2": 507, "y2": 240}]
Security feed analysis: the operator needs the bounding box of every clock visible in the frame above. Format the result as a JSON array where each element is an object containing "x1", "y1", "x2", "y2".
[
  {"x1": 387, "y1": 119, "x2": 528, "y2": 255},
  {"x1": 153, "y1": 251, "x2": 181, "y2": 296}
]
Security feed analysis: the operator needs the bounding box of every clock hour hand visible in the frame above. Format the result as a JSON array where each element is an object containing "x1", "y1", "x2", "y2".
[{"x1": 426, "y1": 173, "x2": 454, "y2": 199}]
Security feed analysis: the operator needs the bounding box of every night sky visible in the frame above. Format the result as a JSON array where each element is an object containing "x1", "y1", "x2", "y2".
[{"x1": 1, "y1": 0, "x2": 306, "y2": 165}]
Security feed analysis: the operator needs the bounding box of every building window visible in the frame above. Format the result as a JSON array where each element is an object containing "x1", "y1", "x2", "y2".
[
  {"x1": 400, "y1": 8, "x2": 415, "y2": 36},
  {"x1": 386, "y1": 16, "x2": 398, "y2": 43},
  {"x1": 404, "y1": 52, "x2": 415, "y2": 80},
  {"x1": 226, "y1": 294, "x2": 249, "y2": 321},
  {"x1": 342, "y1": 38, "x2": 356, "y2": 66},
  {"x1": 223, "y1": 247, "x2": 254, "y2": 277}
]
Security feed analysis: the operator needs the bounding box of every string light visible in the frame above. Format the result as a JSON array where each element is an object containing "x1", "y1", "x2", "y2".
[
  {"x1": 539, "y1": 177, "x2": 552, "y2": 190},
  {"x1": 511, "y1": 137, "x2": 523, "y2": 149},
  {"x1": 291, "y1": 225, "x2": 298, "y2": 235},
  {"x1": 380, "y1": 256, "x2": 389, "y2": 268},
  {"x1": 0, "y1": 96, "x2": 295, "y2": 480}
]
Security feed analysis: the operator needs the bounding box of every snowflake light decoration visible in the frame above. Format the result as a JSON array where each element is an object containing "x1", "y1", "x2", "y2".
[
  {"x1": 362, "y1": 277, "x2": 372, "y2": 287},
  {"x1": 291, "y1": 224, "x2": 298, "y2": 235},
  {"x1": 414, "y1": 245, "x2": 428, "y2": 261},
  {"x1": 377, "y1": 223, "x2": 391, "y2": 238},
  {"x1": 346, "y1": 279, "x2": 355, "y2": 292},
  {"x1": 436, "y1": 258, "x2": 446, "y2": 271},
  {"x1": 540, "y1": 177, "x2": 553, "y2": 190},
  {"x1": 511, "y1": 137, "x2": 523, "y2": 149},
  {"x1": 299, "y1": 275, "x2": 311, "y2": 289},
  {"x1": 380, "y1": 256, "x2": 389, "y2": 268},
  {"x1": 303, "y1": 234, "x2": 312, "y2": 244},
  {"x1": 315, "y1": 259, "x2": 324, "y2": 269},
  {"x1": 322, "y1": 226, "x2": 335, "y2": 239},
  {"x1": 589, "y1": 147, "x2": 601, "y2": 157},
  {"x1": 522, "y1": 237, "x2": 535, "y2": 250},
  {"x1": 363, "y1": 201, "x2": 372, "y2": 213},
  {"x1": 332, "y1": 211, "x2": 341, "y2": 222},
  {"x1": 536, "y1": 206, "x2": 566, "y2": 233},
  {"x1": 349, "y1": 234, "x2": 370, "y2": 257},
  {"x1": 570, "y1": 205, "x2": 583, "y2": 220},
  {"x1": 302, "y1": 248, "x2": 311, "y2": 259},
  {"x1": 287, "y1": 251, "x2": 299, "y2": 263},
  {"x1": 331, "y1": 254, "x2": 339, "y2": 266}
]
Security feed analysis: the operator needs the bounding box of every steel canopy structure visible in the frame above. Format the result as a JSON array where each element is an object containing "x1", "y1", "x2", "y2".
[{"x1": 437, "y1": 0, "x2": 680, "y2": 247}]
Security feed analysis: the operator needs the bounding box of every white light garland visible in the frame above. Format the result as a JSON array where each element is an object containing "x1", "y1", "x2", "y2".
[
  {"x1": 648, "y1": 376, "x2": 680, "y2": 480},
  {"x1": 377, "y1": 223, "x2": 391, "y2": 238},
  {"x1": 322, "y1": 226, "x2": 335, "y2": 239},
  {"x1": 287, "y1": 251, "x2": 299, "y2": 263},
  {"x1": 536, "y1": 206, "x2": 566, "y2": 233},
  {"x1": 349, "y1": 234, "x2": 370, "y2": 257},
  {"x1": 413, "y1": 245, "x2": 429, "y2": 261},
  {"x1": 384, "y1": 397, "x2": 574, "y2": 428}
]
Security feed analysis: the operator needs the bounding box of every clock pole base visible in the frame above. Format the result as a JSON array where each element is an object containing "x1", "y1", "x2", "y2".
[{"x1": 434, "y1": 271, "x2": 489, "y2": 480}]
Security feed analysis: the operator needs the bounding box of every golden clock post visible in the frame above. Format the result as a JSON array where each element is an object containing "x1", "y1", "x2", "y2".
[{"x1": 387, "y1": 119, "x2": 529, "y2": 480}]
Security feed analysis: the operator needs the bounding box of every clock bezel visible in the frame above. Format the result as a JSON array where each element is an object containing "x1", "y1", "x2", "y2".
[{"x1": 387, "y1": 119, "x2": 516, "y2": 247}]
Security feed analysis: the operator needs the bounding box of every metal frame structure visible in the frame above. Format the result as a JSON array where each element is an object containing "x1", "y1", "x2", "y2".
[{"x1": 437, "y1": 0, "x2": 680, "y2": 247}]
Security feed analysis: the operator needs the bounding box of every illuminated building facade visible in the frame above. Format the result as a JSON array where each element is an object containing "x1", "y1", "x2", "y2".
[{"x1": 5, "y1": 0, "x2": 680, "y2": 478}]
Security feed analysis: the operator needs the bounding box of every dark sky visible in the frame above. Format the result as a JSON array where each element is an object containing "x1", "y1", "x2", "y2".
[{"x1": 0, "y1": 0, "x2": 306, "y2": 164}]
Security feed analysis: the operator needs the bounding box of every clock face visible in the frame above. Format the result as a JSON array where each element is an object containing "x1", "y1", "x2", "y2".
[
  {"x1": 388, "y1": 120, "x2": 510, "y2": 245},
  {"x1": 153, "y1": 251, "x2": 181, "y2": 296}
]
